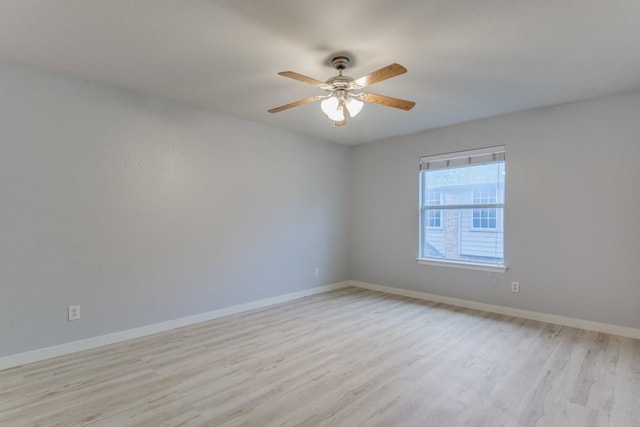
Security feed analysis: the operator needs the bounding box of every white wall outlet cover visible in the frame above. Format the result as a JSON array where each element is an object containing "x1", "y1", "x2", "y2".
[{"x1": 68, "y1": 305, "x2": 80, "y2": 321}]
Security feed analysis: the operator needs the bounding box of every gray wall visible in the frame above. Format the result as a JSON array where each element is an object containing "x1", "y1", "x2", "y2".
[
  {"x1": 3, "y1": 56, "x2": 640, "y2": 360},
  {"x1": 350, "y1": 90, "x2": 640, "y2": 329},
  {"x1": 0, "y1": 60, "x2": 350, "y2": 357}
]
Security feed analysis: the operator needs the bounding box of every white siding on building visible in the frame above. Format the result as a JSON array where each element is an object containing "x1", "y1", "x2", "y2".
[{"x1": 459, "y1": 210, "x2": 504, "y2": 258}]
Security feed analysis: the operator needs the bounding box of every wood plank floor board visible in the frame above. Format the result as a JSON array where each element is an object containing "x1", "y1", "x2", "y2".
[{"x1": 1, "y1": 287, "x2": 639, "y2": 426}]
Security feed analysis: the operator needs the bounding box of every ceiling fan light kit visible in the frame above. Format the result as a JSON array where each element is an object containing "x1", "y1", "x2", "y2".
[
  {"x1": 268, "y1": 55, "x2": 415, "y2": 127},
  {"x1": 320, "y1": 91, "x2": 363, "y2": 121}
]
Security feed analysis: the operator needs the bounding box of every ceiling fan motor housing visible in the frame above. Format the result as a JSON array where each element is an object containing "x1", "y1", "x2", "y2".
[{"x1": 327, "y1": 56, "x2": 359, "y2": 91}]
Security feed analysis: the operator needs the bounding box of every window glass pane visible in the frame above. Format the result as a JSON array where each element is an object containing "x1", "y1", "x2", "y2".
[
  {"x1": 423, "y1": 163, "x2": 504, "y2": 204},
  {"x1": 421, "y1": 207, "x2": 504, "y2": 264},
  {"x1": 427, "y1": 212, "x2": 439, "y2": 228},
  {"x1": 425, "y1": 191, "x2": 441, "y2": 206},
  {"x1": 420, "y1": 158, "x2": 505, "y2": 266}
]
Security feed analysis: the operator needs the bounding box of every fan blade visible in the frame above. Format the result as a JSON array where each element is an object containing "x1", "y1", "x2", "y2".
[
  {"x1": 278, "y1": 71, "x2": 328, "y2": 88},
  {"x1": 268, "y1": 96, "x2": 323, "y2": 113},
  {"x1": 353, "y1": 63, "x2": 407, "y2": 88},
  {"x1": 362, "y1": 93, "x2": 415, "y2": 110}
]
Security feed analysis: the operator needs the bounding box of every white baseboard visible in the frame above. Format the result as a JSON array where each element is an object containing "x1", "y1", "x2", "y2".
[
  {"x1": 4, "y1": 280, "x2": 637, "y2": 372},
  {"x1": 0, "y1": 282, "x2": 349, "y2": 371},
  {"x1": 349, "y1": 280, "x2": 640, "y2": 340}
]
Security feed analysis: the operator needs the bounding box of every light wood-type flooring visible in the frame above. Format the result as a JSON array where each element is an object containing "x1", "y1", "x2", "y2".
[{"x1": 1, "y1": 287, "x2": 639, "y2": 426}]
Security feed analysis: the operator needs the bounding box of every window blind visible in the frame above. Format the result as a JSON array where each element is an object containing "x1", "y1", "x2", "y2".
[{"x1": 419, "y1": 146, "x2": 505, "y2": 171}]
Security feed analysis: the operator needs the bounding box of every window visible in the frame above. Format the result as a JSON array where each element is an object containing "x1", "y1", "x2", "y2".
[
  {"x1": 425, "y1": 191, "x2": 441, "y2": 228},
  {"x1": 472, "y1": 188, "x2": 497, "y2": 229},
  {"x1": 418, "y1": 146, "x2": 506, "y2": 271}
]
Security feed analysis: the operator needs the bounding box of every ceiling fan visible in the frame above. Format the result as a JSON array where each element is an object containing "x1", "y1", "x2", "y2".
[{"x1": 268, "y1": 56, "x2": 415, "y2": 127}]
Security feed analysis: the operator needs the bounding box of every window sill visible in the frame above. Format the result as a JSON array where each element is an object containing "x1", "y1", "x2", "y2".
[{"x1": 416, "y1": 258, "x2": 507, "y2": 273}]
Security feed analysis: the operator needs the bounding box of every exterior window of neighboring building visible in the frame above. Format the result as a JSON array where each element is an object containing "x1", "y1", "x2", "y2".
[
  {"x1": 472, "y1": 188, "x2": 497, "y2": 229},
  {"x1": 425, "y1": 191, "x2": 442, "y2": 227},
  {"x1": 418, "y1": 146, "x2": 506, "y2": 271}
]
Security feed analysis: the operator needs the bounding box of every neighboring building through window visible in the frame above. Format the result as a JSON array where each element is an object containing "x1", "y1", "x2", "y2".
[{"x1": 418, "y1": 146, "x2": 506, "y2": 270}]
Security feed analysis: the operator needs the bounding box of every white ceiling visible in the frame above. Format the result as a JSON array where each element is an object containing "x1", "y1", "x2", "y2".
[{"x1": 1, "y1": 1, "x2": 639, "y2": 145}]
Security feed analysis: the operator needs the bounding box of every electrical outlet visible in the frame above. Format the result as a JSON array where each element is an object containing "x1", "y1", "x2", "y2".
[
  {"x1": 314, "y1": 267, "x2": 319, "y2": 277},
  {"x1": 511, "y1": 282, "x2": 520, "y2": 293},
  {"x1": 68, "y1": 305, "x2": 80, "y2": 321}
]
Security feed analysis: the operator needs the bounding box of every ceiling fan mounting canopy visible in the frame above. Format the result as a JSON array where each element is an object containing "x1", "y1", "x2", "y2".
[
  {"x1": 331, "y1": 55, "x2": 350, "y2": 71},
  {"x1": 268, "y1": 54, "x2": 415, "y2": 127}
]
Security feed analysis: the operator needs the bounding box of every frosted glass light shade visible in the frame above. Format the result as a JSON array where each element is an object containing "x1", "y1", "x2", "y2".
[
  {"x1": 345, "y1": 98, "x2": 363, "y2": 117},
  {"x1": 320, "y1": 96, "x2": 344, "y2": 121},
  {"x1": 321, "y1": 97, "x2": 338, "y2": 116}
]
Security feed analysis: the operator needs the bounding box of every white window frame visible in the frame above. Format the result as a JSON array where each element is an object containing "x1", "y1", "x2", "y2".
[{"x1": 417, "y1": 146, "x2": 506, "y2": 272}]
